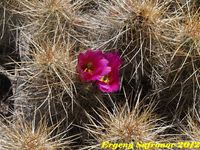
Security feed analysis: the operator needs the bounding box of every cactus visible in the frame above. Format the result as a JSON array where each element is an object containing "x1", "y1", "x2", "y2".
[{"x1": 0, "y1": 0, "x2": 200, "y2": 149}]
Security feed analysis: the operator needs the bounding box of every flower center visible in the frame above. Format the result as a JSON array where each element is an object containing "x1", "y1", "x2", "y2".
[
  {"x1": 100, "y1": 75, "x2": 110, "y2": 83},
  {"x1": 84, "y1": 62, "x2": 93, "y2": 73}
]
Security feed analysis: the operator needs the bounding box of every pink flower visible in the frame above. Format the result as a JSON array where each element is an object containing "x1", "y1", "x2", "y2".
[
  {"x1": 77, "y1": 49, "x2": 111, "y2": 81},
  {"x1": 96, "y1": 52, "x2": 122, "y2": 93}
]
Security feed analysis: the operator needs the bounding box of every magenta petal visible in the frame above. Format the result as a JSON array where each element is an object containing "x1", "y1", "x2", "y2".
[
  {"x1": 97, "y1": 80, "x2": 120, "y2": 93},
  {"x1": 101, "y1": 66, "x2": 111, "y2": 76},
  {"x1": 96, "y1": 51, "x2": 122, "y2": 93},
  {"x1": 97, "y1": 83, "x2": 110, "y2": 92},
  {"x1": 77, "y1": 49, "x2": 111, "y2": 82},
  {"x1": 97, "y1": 71, "x2": 121, "y2": 93},
  {"x1": 104, "y1": 52, "x2": 122, "y2": 69},
  {"x1": 95, "y1": 58, "x2": 111, "y2": 76}
]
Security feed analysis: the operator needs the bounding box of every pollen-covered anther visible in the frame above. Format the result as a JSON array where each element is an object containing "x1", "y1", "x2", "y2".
[
  {"x1": 84, "y1": 63, "x2": 93, "y2": 73},
  {"x1": 100, "y1": 75, "x2": 110, "y2": 84}
]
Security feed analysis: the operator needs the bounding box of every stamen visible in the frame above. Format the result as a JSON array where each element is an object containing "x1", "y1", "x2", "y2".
[
  {"x1": 84, "y1": 63, "x2": 93, "y2": 73},
  {"x1": 100, "y1": 75, "x2": 110, "y2": 83}
]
